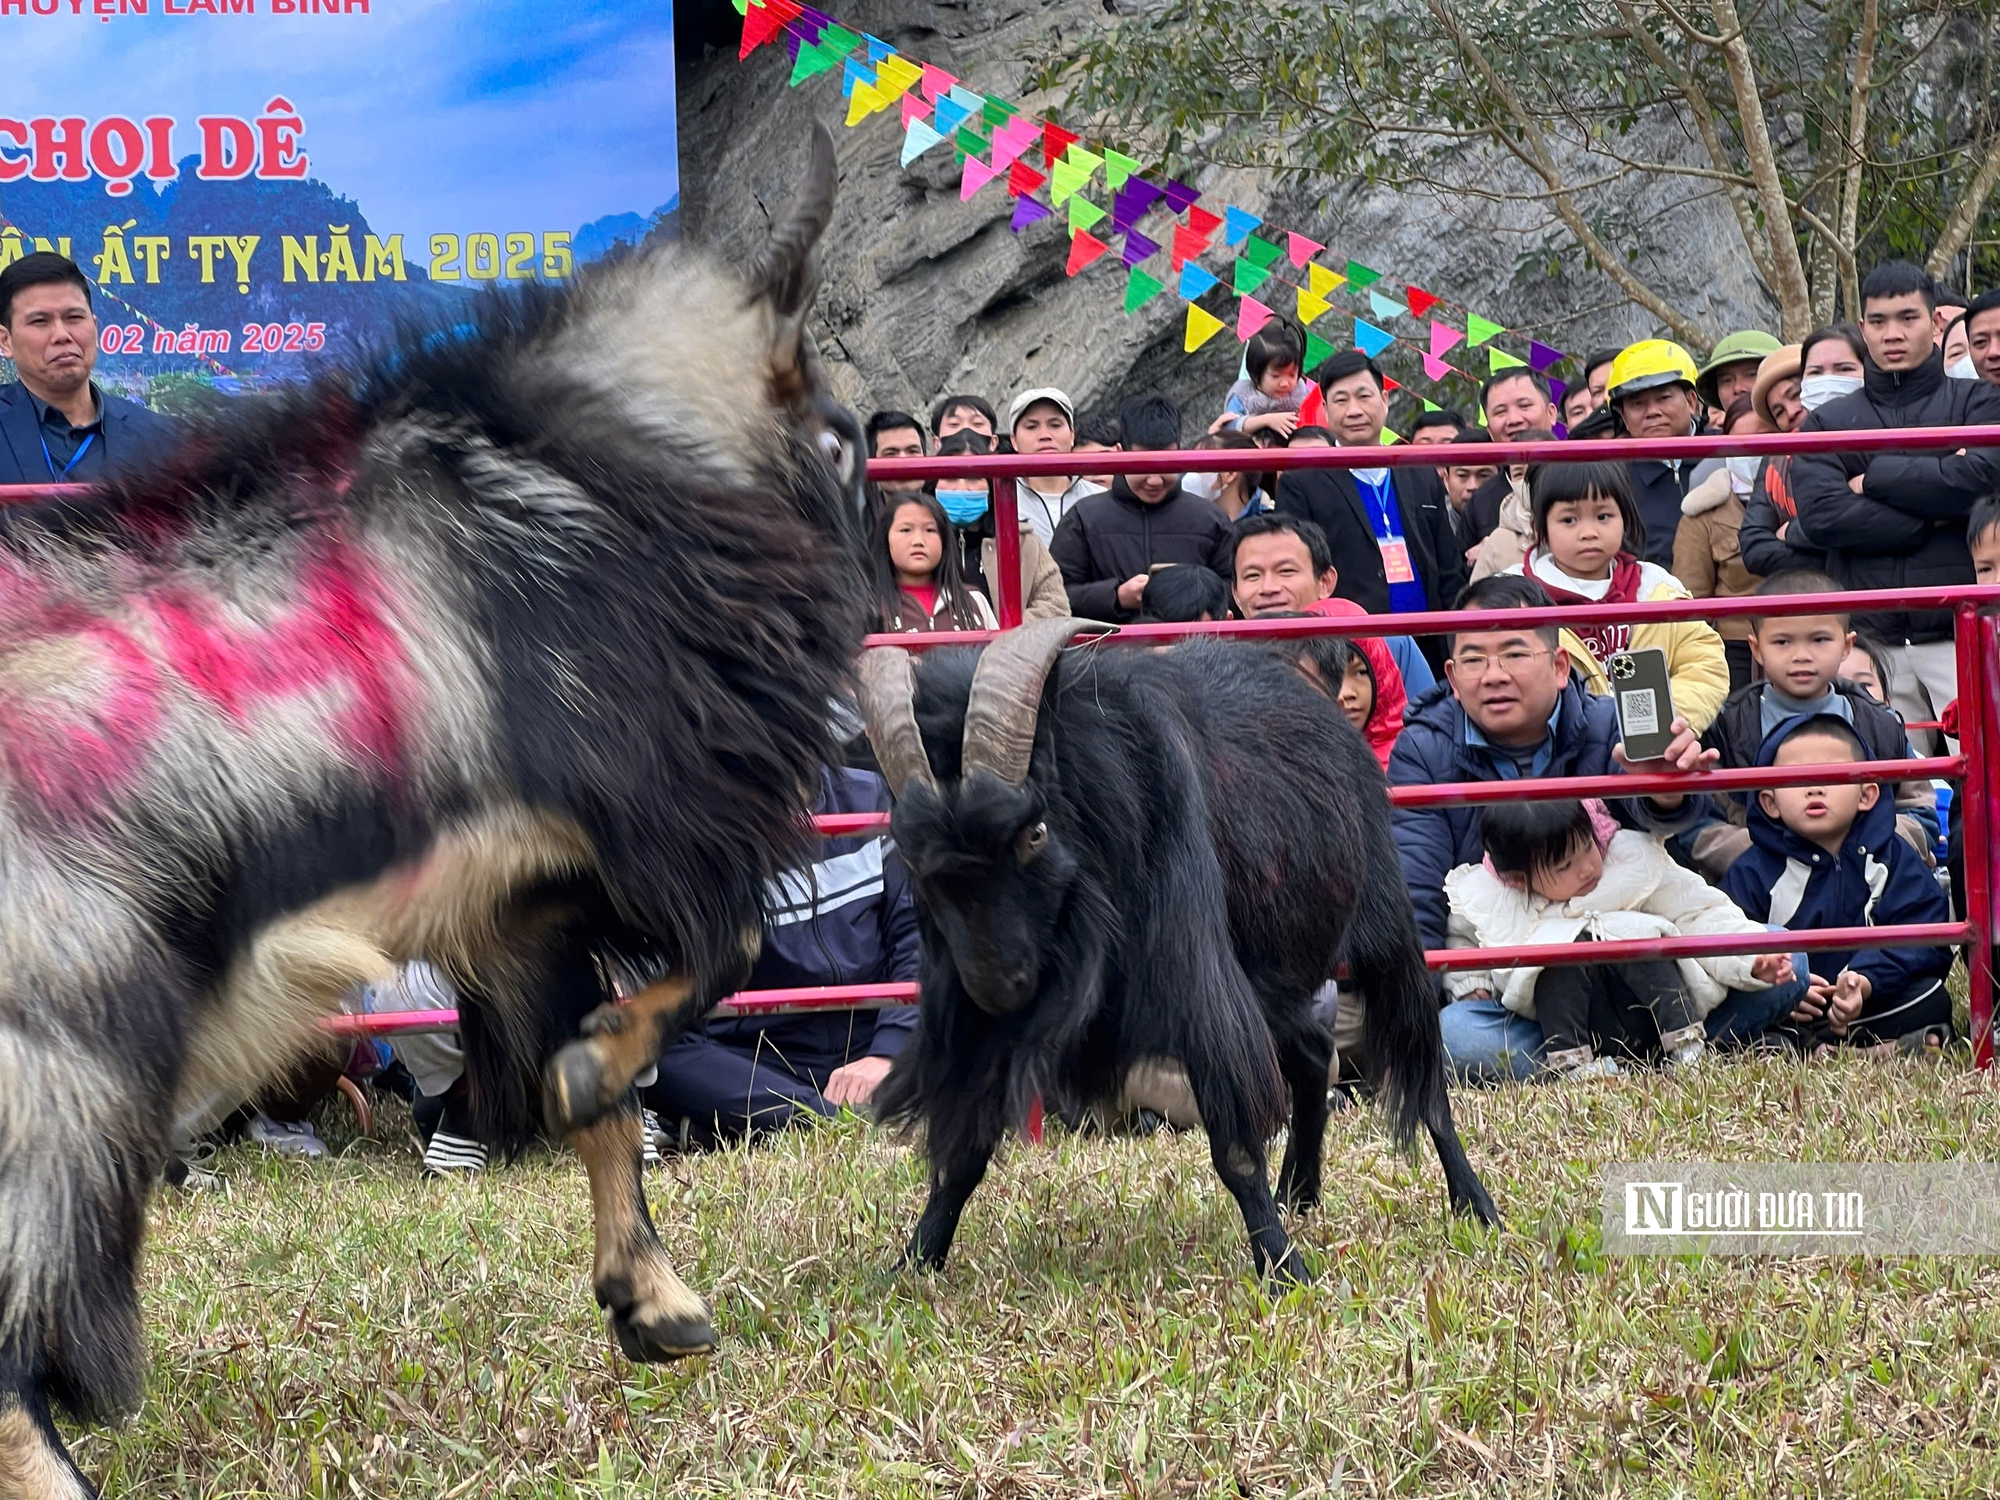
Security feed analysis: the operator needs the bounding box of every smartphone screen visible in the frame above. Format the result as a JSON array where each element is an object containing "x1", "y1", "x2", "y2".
[{"x1": 1608, "y1": 648, "x2": 1676, "y2": 761}]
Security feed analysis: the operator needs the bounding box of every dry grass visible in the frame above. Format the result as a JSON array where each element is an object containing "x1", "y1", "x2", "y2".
[{"x1": 67, "y1": 1049, "x2": 2000, "y2": 1497}]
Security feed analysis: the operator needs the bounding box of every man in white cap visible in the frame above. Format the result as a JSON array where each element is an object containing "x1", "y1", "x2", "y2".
[{"x1": 1007, "y1": 386, "x2": 1103, "y2": 545}]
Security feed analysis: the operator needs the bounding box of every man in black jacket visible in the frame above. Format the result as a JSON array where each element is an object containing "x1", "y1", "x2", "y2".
[
  {"x1": 1050, "y1": 393, "x2": 1232, "y2": 620},
  {"x1": 1789, "y1": 259, "x2": 2000, "y2": 742},
  {"x1": 0, "y1": 252, "x2": 182, "y2": 486},
  {"x1": 1465, "y1": 369, "x2": 1559, "y2": 540},
  {"x1": 1275, "y1": 350, "x2": 1466, "y2": 672}
]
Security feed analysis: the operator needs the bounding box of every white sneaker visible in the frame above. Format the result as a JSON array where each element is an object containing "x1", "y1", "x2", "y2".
[
  {"x1": 421, "y1": 1129, "x2": 487, "y2": 1176},
  {"x1": 1665, "y1": 1039, "x2": 1706, "y2": 1070},
  {"x1": 247, "y1": 1112, "x2": 328, "y2": 1159},
  {"x1": 1566, "y1": 1056, "x2": 1624, "y2": 1080},
  {"x1": 171, "y1": 1137, "x2": 222, "y2": 1191},
  {"x1": 641, "y1": 1108, "x2": 665, "y2": 1168}
]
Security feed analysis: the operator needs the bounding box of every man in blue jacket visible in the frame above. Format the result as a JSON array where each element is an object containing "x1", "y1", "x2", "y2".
[
  {"x1": 1722, "y1": 714, "x2": 1952, "y2": 1050},
  {"x1": 1391, "y1": 575, "x2": 1722, "y2": 1078},
  {"x1": 0, "y1": 252, "x2": 182, "y2": 486},
  {"x1": 644, "y1": 764, "x2": 919, "y2": 1149}
]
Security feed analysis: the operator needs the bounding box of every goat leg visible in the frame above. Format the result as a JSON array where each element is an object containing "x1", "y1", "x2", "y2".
[
  {"x1": 901, "y1": 1138, "x2": 996, "y2": 1272},
  {"x1": 545, "y1": 973, "x2": 704, "y2": 1134},
  {"x1": 1273, "y1": 1026, "x2": 1333, "y2": 1214},
  {"x1": 1428, "y1": 1116, "x2": 1502, "y2": 1227},
  {"x1": 0, "y1": 1380, "x2": 97, "y2": 1500}
]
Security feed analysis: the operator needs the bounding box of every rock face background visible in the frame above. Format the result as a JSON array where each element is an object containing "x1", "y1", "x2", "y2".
[{"x1": 675, "y1": 0, "x2": 1776, "y2": 435}]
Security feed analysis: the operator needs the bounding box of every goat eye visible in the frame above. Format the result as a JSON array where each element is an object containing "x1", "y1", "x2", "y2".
[{"x1": 1017, "y1": 821, "x2": 1049, "y2": 860}]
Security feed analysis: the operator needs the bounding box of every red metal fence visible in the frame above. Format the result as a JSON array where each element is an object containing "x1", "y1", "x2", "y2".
[{"x1": 6, "y1": 425, "x2": 1995, "y2": 1066}]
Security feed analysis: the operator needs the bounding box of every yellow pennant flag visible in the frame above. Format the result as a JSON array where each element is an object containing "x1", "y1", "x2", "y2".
[
  {"x1": 875, "y1": 55, "x2": 923, "y2": 98},
  {"x1": 1307, "y1": 262, "x2": 1346, "y2": 299},
  {"x1": 1185, "y1": 302, "x2": 1226, "y2": 352},
  {"x1": 1296, "y1": 289, "x2": 1331, "y2": 325},
  {"x1": 845, "y1": 80, "x2": 888, "y2": 127}
]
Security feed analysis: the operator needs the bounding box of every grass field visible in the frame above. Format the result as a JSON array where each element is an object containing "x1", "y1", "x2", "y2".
[{"x1": 66, "y1": 1049, "x2": 2000, "y2": 1498}]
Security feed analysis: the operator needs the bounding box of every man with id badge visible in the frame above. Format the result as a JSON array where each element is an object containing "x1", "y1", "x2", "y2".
[
  {"x1": 0, "y1": 253, "x2": 182, "y2": 489},
  {"x1": 1273, "y1": 350, "x2": 1466, "y2": 673}
]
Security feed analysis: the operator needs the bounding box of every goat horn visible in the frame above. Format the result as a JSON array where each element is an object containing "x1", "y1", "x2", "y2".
[
  {"x1": 748, "y1": 122, "x2": 838, "y2": 320},
  {"x1": 856, "y1": 647, "x2": 938, "y2": 799},
  {"x1": 961, "y1": 617, "x2": 1112, "y2": 786}
]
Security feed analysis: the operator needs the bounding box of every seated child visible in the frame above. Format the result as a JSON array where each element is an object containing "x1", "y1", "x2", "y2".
[
  {"x1": 1502, "y1": 459, "x2": 1729, "y2": 734},
  {"x1": 1447, "y1": 799, "x2": 1793, "y2": 1078},
  {"x1": 1838, "y1": 631, "x2": 1895, "y2": 706},
  {"x1": 1722, "y1": 714, "x2": 1953, "y2": 1052},
  {"x1": 1695, "y1": 572, "x2": 1937, "y2": 878},
  {"x1": 1221, "y1": 318, "x2": 1323, "y2": 438}
]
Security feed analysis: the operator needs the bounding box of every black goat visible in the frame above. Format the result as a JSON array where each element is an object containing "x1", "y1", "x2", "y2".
[{"x1": 859, "y1": 617, "x2": 1499, "y2": 1283}]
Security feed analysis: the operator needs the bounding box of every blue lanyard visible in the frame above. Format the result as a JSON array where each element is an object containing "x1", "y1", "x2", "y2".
[
  {"x1": 1358, "y1": 473, "x2": 1400, "y2": 536},
  {"x1": 39, "y1": 428, "x2": 95, "y2": 481}
]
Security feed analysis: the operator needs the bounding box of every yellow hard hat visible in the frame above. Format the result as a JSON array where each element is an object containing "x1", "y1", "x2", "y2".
[{"x1": 1607, "y1": 339, "x2": 1700, "y2": 402}]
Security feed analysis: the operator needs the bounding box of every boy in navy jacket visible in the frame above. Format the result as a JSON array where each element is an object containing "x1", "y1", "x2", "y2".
[{"x1": 1722, "y1": 714, "x2": 1952, "y2": 1050}]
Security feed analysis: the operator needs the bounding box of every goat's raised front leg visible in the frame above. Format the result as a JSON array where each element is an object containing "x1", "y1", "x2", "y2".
[
  {"x1": 902, "y1": 1134, "x2": 998, "y2": 1272},
  {"x1": 570, "y1": 1100, "x2": 716, "y2": 1360},
  {"x1": 0, "y1": 1363, "x2": 97, "y2": 1500},
  {"x1": 544, "y1": 973, "x2": 706, "y2": 1134}
]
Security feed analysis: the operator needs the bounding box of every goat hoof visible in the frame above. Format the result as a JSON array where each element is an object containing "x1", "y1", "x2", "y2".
[
  {"x1": 543, "y1": 1041, "x2": 617, "y2": 1134},
  {"x1": 607, "y1": 1305, "x2": 716, "y2": 1362},
  {"x1": 1268, "y1": 1248, "x2": 1314, "y2": 1287}
]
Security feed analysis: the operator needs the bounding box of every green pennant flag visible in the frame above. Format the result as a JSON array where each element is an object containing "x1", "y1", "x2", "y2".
[
  {"x1": 1466, "y1": 313, "x2": 1504, "y2": 346},
  {"x1": 1050, "y1": 156, "x2": 1090, "y2": 205},
  {"x1": 1104, "y1": 149, "x2": 1142, "y2": 190},
  {"x1": 1068, "y1": 194, "x2": 1107, "y2": 234},
  {"x1": 1304, "y1": 329, "x2": 1335, "y2": 372},
  {"x1": 820, "y1": 24, "x2": 861, "y2": 54},
  {"x1": 1240, "y1": 235, "x2": 1283, "y2": 269},
  {"x1": 731, "y1": 0, "x2": 748, "y2": 12},
  {"x1": 789, "y1": 43, "x2": 838, "y2": 86},
  {"x1": 1232, "y1": 257, "x2": 1273, "y2": 294},
  {"x1": 955, "y1": 125, "x2": 990, "y2": 159},
  {"x1": 1344, "y1": 260, "x2": 1382, "y2": 290},
  {"x1": 1488, "y1": 346, "x2": 1526, "y2": 372},
  {"x1": 1421, "y1": 398, "x2": 1441, "y2": 412},
  {"x1": 982, "y1": 95, "x2": 1018, "y2": 129},
  {"x1": 1124, "y1": 266, "x2": 1165, "y2": 313}
]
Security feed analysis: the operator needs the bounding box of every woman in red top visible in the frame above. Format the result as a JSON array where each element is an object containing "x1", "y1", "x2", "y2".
[{"x1": 870, "y1": 492, "x2": 997, "y2": 633}]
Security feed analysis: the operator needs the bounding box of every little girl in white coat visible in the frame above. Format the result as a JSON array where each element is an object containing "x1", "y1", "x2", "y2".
[{"x1": 1446, "y1": 799, "x2": 1792, "y2": 1076}]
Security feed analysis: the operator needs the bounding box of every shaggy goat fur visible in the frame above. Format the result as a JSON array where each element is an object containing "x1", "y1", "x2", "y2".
[
  {"x1": 0, "y1": 130, "x2": 867, "y2": 1496},
  {"x1": 874, "y1": 635, "x2": 1499, "y2": 1284}
]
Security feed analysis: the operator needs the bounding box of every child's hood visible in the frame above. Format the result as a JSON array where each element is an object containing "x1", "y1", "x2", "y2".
[{"x1": 1745, "y1": 712, "x2": 1896, "y2": 861}]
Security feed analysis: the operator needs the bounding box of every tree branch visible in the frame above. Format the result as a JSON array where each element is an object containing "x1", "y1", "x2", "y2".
[
  {"x1": 1928, "y1": 128, "x2": 2000, "y2": 281},
  {"x1": 1704, "y1": 0, "x2": 1814, "y2": 334},
  {"x1": 1837, "y1": 0, "x2": 1878, "y2": 319}
]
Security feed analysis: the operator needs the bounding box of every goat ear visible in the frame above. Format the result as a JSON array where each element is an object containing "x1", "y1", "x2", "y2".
[{"x1": 746, "y1": 122, "x2": 839, "y2": 397}]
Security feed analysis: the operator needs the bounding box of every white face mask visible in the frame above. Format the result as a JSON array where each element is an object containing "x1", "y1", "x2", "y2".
[
  {"x1": 1949, "y1": 356, "x2": 1978, "y2": 380},
  {"x1": 1799, "y1": 373, "x2": 1864, "y2": 410},
  {"x1": 1724, "y1": 454, "x2": 1761, "y2": 494},
  {"x1": 1181, "y1": 470, "x2": 1224, "y2": 501}
]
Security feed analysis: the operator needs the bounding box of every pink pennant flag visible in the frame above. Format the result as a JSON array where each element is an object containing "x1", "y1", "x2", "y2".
[
  {"x1": 921, "y1": 63, "x2": 957, "y2": 102},
  {"x1": 1237, "y1": 294, "x2": 1274, "y2": 341},
  {"x1": 1286, "y1": 231, "x2": 1324, "y2": 268},
  {"x1": 960, "y1": 155, "x2": 999, "y2": 201},
  {"x1": 900, "y1": 92, "x2": 930, "y2": 129},
  {"x1": 1422, "y1": 352, "x2": 1455, "y2": 382},
  {"x1": 1428, "y1": 321, "x2": 1465, "y2": 360},
  {"x1": 992, "y1": 115, "x2": 1037, "y2": 168}
]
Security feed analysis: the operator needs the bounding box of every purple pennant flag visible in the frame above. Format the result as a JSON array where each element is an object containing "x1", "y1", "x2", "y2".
[
  {"x1": 1010, "y1": 195, "x2": 1052, "y2": 233},
  {"x1": 786, "y1": 25, "x2": 804, "y2": 59},
  {"x1": 1549, "y1": 376, "x2": 1567, "y2": 407},
  {"x1": 1528, "y1": 339, "x2": 1564, "y2": 373},
  {"x1": 1162, "y1": 179, "x2": 1200, "y2": 214},
  {"x1": 1121, "y1": 228, "x2": 1160, "y2": 267},
  {"x1": 797, "y1": 5, "x2": 833, "y2": 33},
  {"x1": 1125, "y1": 177, "x2": 1165, "y2": 215},
  {"x1": 1111, "y1": 186, "x2": 1144, "y2": 233}
]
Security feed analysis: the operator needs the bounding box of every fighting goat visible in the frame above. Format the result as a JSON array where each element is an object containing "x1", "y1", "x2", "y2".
[
  {"x1": 859, "y1": 618, "x2": 1499, "y2": 1284},
  {"x1": 0, "y1": 128, "x2": 868, "y2": 1497}
]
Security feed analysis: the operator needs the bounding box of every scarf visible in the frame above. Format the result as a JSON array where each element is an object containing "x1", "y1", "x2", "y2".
[{"x1": 1527, "y1": 548, "x2": 1645, "y2": 663}]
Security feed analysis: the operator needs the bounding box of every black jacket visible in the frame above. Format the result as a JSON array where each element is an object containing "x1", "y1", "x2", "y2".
[
  {"x1": 1466, "y1": 469, "x2": 1511, "y2": 543},
  {"x1": 1049, "y1": 478, "x2": 1234, "y2": 621},
  {"x1": 1789, "y1": 351, "x2": 2000, "y2": 642},
  {"x1": 0, "y1": 380, "x2": 182, "y2": 485},
  {"x1": 1736, "y1": 456, "x2": 1824, "y2": 578},
  {"x1": 1274, "y1": 461, "x2": 1467, "y2": 668},
  {"x1": 1625, "y1": 457, "x2": 1697, "y2": 569}
]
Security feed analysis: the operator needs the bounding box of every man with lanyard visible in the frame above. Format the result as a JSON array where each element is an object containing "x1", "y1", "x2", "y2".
[
  {"x1": 0, "y1": 252, "x2": 181, "y2": 488},
  {"x1": 1273, "y1": 350, "x2": 1465, "y2": 674}
]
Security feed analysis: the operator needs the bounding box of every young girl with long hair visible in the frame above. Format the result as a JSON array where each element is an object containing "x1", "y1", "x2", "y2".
[{"x1": 870, "y1": 491, "x2": 998, "y2": 633}]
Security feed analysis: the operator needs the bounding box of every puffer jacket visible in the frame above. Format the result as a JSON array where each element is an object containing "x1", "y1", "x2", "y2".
[
  {"x1": 1049, "y1": 478, "x2": 1234, "y2": 621},
  {"x1": 1467, "y1": 475, "x2": 1533, "y2": 582},
  {"x1": 1672, "y1": 469, "x2": 1761, "y2": 642},
  {"x1": 1790, "y1": 350, "x2": 2000, "y2": 643},
  {"x1": 1507, "y1": 551, "x2": 1732, "y2": 734},
  {"x1": 1445, "y1": 829, "x2": 1771, "y2": 1018},
  {"x1": 1736, "y1": 456, "x2": 1823, "y2": 577},
  {"x1": 1306, "y1": 595, "x2": 1405, "y2": 767}
]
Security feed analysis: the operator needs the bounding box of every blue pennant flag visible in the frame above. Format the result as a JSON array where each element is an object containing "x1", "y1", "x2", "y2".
[
  {"x1": 932, "y1": 95, "x2": 972, "y2": 134},
  {"x1": 1353, "y1": 318, "x2": 1395, "y2": 358},
  {"x1": 1179, "y1": 261, "x2": 1219, "y2": 299},
  {"x1": 1222, "y1": 206, "x2": 1262, "y2": 246},
  {"x1": 841, "y1": 56, "x2": 876, "y2": 96}
]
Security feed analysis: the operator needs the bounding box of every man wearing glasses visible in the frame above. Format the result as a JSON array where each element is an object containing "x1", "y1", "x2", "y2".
[{"x1": 1387, "y1": 575, "x2": 1717, "y2": 1079}]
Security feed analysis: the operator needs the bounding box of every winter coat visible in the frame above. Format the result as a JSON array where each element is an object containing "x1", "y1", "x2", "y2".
[
  {"x1": 1507, "y1": 551, "x2": 1731, "y2": 735},
  {"x1": 1306, "y1": 595, "x2": 1405, "y2": 767},
  {"x1": 1445, "y1": 830, "x2": 1772, "y2": 1019},
  {"x1": 1387, "y1": 674, "x2": 1709, "y2": 953},
  {"x1": 1467, "y1": 475, "x2": 1532, "y2": 583},
  {"x1": 1789, "y1": 350, "x2": 2000, "y2": 643},
  {"x1": 1721, "y1": 715, "x2": 1951, "y2": 1011},
  {"x1": 1673, "y1": 469, "x2": 1762, "y2": 642},
  {"x1": 703, "y1": 765, "x2": 920, "y2": 1061},
  {"x1": 1049, "y1": 478, "x2": 1235, "y2": 622},
  {"x1": 881, "y1": 585, "x2": 998, "y2": 634},
  {"x1": 1015, "y1": 477, "x2": 1107, "y2": 549},
  {"x1": 975, "y1": 517, "x2": 1070, "y2": 622},
  {"x1": 1736, "y1": 456, "x2": 1822, "y2": 578},
  {"x1": 1624, "y1": 456, "x2": 1699, "y2": 569}
]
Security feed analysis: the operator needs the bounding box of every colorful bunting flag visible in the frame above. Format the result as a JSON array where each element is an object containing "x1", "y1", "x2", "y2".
[
  {"x1": 1008, "y1": 195, "x2": 1051, "y2": 232},
  {"x1": 992, "y1": 120, "x2": 1033, "y2": 168},
  {"x1": 945, "y1": 84, "x2": 983, "y2": 115},
  {"x1": 864, "y1": 34, "x2": 893, "y2": 62},
  {"x1": 1307, "y1": 263, "x2": 1346, "y2": 299},
  {"x1": 1466, "y1": 313, "x2": 1504, "y2": 346},
  {"x1": 1344, "y1": 260, "x2": 1382, "y2": 291},
  {"x1": 1066, "y1": 229, "x2": 1108, "y2": 276},
  {"x1": 1064, "y1": 145, "x2": 1104, "y2": 183},
  {"x1": 960, "y1": 155, "x2": 998, "y2": 200},
  {"x1": 1406, "y1": 285, "x2": 1440, "y2": 319},
  {"x1": 841, "y1": 56, "x2": 876, "y2": 96},
  {"x1": 1353, "y1": 318, "x2": 1394, "y2": 357},
  {"x1": 1121, "y1": 227, "x2": 1159, "y2": 267},
  {"x1": 1232, "y1": 258, "x2": 1273, "y2": 295},
  {"x1": 1549, "y1": 377, "x2": 1568, "y2": 406},
  {"x1": 1287, "y1": 231, "x2": 1324, "y2": 267},
  {"x1": 1296, "y1": 289, "x2": 1331, "y2": 325},
  {"x1": 1103, "y1": 149, "x2": 1142, "y2": 191},
  {"x1": 1240, "y1": 235, "x2": 1283, "y2": 269},
  {"x1": 876, "y1": 55, "x2": 922, "y2": 97},
  {"x1": 1111, "y1": 190, "x2": 1145, "y2": 234},
  {"x1": 920, "y1": 62, "x2": 956, "y2": 101},
  {"x1": 953, "y1": 126, "x2": 989, "y2": 160},
  {"x1": 1067, "y1": 194, "x2": 1106, "y2": 234},
  {"x1": 789, "y1": 42, "x2": 838, "y2": 86},
  {"x1": 740, "y1": 0, "x2": 790, "y2": 57},
  {"x1": 1050, "y1": 156, "x2": 1090, "y2": 205},
  {"x1": 1007, "y1": 160, "x2": 1046, "y2": 197},
  {"x1": 1528, "y1": 339, "x2": 1563, "y2": 372},
  {"x1": 1422, "y1": 353, "x2": 1454, "y2": 381},
  {"x1": 1170, "y1": 224, "x2": 1211, "y2": 270},
  {"x1": 1237, "y1": 294, "x2": 1273, "y2": 341},
  {"x1": 899, "y1": 92, "x2": 929, "y2": 129},
  {"x1": 1122, "y1": 179, "x2": 1165, "y2": 217},
  {"x1": 982, "y1": 95, "x2": 1017, "y2": 130},
  {"x1": 1382, "y1": 378, "x2": 1401, "y2": 396},
  {"x1": 1185, "y1": 302, "x2": 1226, "y2": 351},
  {"x1": 1429, "y1": 321, "x2": 1464, "y2": 359},
  {"x1": 1422, "y1": 398, "x2": 1441, "y2": 413},
  {"x1": 1179, "y1": 261, "x2": 1218, "y2": 298},
  {"x1": 932, "y1": 94, "x2": 971, "y2": 134},
  {"x1": 821, "y1": 25, "x2": 861, "y2": 55},
  {"x1": 1043, "y1": 121, "x2": 1080, "y2": 163},
  {"x1": 1223, "y1": 206, "x2": 1262, "y2": 246},
  {"x1": 1489, "y1": 346, "x2": 1526, "y2": 372},
  {"x1": 1304, "y1": 330, "x2": 1334, "y2": 371},
  {"x1": 1187, "y1": 205, "x2": 1224, "y2": 237},
  {"x1": 844, "y1": 79, "x2": 887, "y2": 127},
  {"x1": 1125, "y1": 266, "x2": 1165, "y2": 312},
  {"x1": 900, "y1": 117, "x2": 944, "y2": 167},
  {"x1": 1367, "y1": 289, "x2": 1406, "y2": 320},
  {"x1": 1162, "y1": 179, "x2": 1200, "y2": 213}
]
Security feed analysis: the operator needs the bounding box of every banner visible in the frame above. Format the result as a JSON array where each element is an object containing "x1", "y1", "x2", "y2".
[{"x1": 0, "y1": 0, "x2": 679, "y2": 393}]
